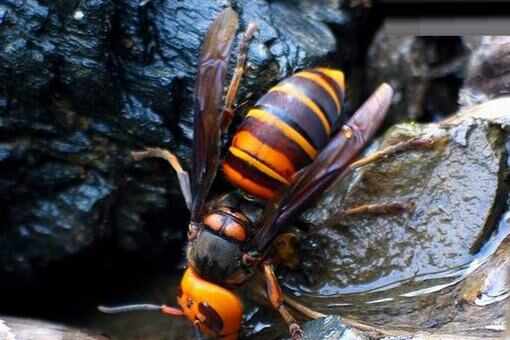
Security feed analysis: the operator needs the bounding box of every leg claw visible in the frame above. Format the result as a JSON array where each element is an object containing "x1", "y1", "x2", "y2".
[{"x1": 290, "y1": 323, "x2": 304, "y2": 340}]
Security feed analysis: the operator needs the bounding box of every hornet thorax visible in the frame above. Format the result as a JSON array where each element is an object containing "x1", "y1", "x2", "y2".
[{"x1": 187, "y1": 194, "x2": 263, "y2": 286}]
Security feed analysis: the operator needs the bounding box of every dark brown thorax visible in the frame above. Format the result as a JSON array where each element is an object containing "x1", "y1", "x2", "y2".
[{"x1": 186, "y1": 192, "x2": 264, "y2": 286}]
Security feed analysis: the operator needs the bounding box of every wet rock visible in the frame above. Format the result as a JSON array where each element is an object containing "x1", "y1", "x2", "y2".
[
  {"x1": 114, "y1": 0, "x2": 351, "y2": 144},
  {"x1": 291, "y1": 212, "x2": 510, "y2": 340},
  {"x1": 0, "y1": 171, "x2": 113, "y2": 276},
  {"x1": 348, "y1": 213, "x2": 510, "y2": 339},
  {"x1": 300, "y1": 316, "x2": 368, "y2": 340},
  {"x1": 296, "y1": 97, "x2": 508, "y2": 298},
  {"x1": 253, "y1": 96, "x2": 510, "y2": 340},
  {"x1": 366, "y1": 34, "x2": 469, "y2": 124},
  {"x1": 0, "y1": 0, "x2": 115, "y2": 110},
  {"x1": 0, "y1": 316, "x2": 108, "y2": 340},
  {"x1": 0, "y1": 0, "x2": 358, "y2": 280}
]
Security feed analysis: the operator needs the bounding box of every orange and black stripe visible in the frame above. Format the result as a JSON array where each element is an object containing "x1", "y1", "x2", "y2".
[{"x1": 223, "y1": 68, "x2": 346, "y2": 200}]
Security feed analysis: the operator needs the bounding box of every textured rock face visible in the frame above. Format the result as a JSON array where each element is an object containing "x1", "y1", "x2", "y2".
[
  {"x1": 293, "y1": 213, "x2": 510, "y2": 340},
  {"x1": 0, "y1": 0, "x2": 358, "y2": 278},
  {"x1": 297, "y1": 105, "x2": 507, "y2": 296},
  {"x1": 366, "y1": 34, "x2": 469, "y2": 125}
]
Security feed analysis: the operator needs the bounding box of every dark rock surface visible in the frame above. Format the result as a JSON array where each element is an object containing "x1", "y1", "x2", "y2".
[
  {"x1": 294, "y1": 98, "x2": 508, "y2": 297},
  {"x1": 0, "y1": 0, "x2": 362, "y2": 279},
  {"x1": 366, "y1": 34, "x2": 470, "y2": 125},
  {"x1": 321, "y1": 213, "x2": 510, "y2": 340}
]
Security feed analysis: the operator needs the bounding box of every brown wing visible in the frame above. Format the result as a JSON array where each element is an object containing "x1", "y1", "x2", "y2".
[
  {"x1": 191, "y1": 8, "x2": 239, "y2": 222},
  {"x1": 253, "y1": 83, "x2": 394, "y2": 252}
]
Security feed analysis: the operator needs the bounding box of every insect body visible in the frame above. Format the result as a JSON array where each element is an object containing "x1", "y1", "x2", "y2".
[
  {"x1": 99, "y1": 7, "x2": 395, "y2": 340},
  {"x1": 224, "y1": 68, "x2": 346, "y2": 200}
]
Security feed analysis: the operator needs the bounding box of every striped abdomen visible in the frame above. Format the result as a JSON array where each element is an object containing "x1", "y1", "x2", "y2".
[{"x1": 223, "y1": 68, "x2": 346, "y2": 200}]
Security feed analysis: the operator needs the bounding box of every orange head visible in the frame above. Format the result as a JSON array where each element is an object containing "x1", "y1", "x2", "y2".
[{"x1": 177, "y1": 267, "x2": 243, "y2": 339}]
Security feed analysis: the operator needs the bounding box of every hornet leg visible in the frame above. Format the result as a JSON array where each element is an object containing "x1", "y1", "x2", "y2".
[
  {"x1": 132, "y1": 148, "x2": 192, "y2": 210},
  {"x1": 348, "y1": 136, "x2": 437, "y2": 171},
  {"x1": 328, "y1": 136, "x2": 438, "y2": 220},
  {"x1": 325, "y1": 201, "x2": 413, "y2": 229},
  {"x1": 283, "y1": 293, "x2": 326, "y2": 320},
  {"x1": 222, "y1": 22, "x2": 257, "y2": 131},
  {"x1": 342, "y1": 202, "x2": 412, "y2": 217},
  {"x1": 263, "y1": 263, "x2": 303, "y2": 340}
]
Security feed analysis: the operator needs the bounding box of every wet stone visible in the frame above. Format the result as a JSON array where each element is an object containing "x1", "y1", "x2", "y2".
[
  {"x1": 300, "y1": 316, "x2": 368, "y2": 340},
  {"x1": 144, "y1": 0, "x2": 347, "y2": 143},
  {"x1": 0, "y1": 6, "x2": 6, "y2": 25},
  {"x1": 274, "y1": 220, "x2": 510, "y2": 338},
  {"x1": 0, "y1": 171, "x2": 113, "y2": 276},
  {"x1": 298, "y1": 111, "x2": 507, "y2": 297}
]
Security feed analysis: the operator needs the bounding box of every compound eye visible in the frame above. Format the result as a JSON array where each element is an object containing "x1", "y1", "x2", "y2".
[
  {"x1": 177, "y1": 268, "x2": 243, "y2": 338},
  {"x1": 198, "y1": 302, "x2": 224, "y2": 334}
]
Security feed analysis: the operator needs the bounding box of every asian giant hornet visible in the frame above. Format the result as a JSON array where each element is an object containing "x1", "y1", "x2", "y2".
[{"x1": 98, "y1": 6, "x2": 427, "y2": 340}]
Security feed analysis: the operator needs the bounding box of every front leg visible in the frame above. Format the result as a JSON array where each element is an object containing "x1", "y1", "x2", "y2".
[
  {"x1": 132, "y1": 147, "x2": 192, "y2": 210},
  {"x1": 262, "y1": 263, "x2": 303, "y2": 340}
]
